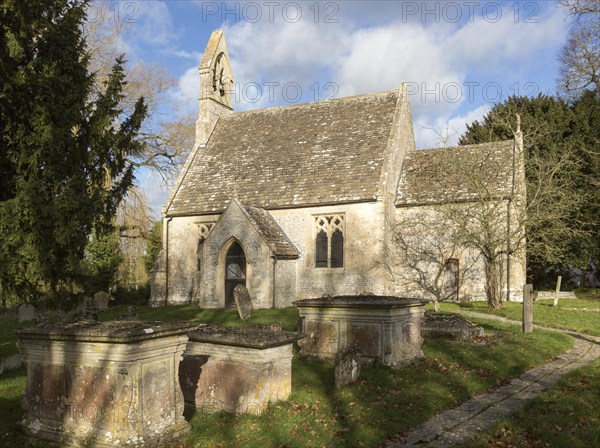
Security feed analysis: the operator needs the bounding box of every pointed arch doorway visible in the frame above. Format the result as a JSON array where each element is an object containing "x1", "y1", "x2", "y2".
[{"x1": 225, "y1": 242, "x2": 246, "y2": 308}]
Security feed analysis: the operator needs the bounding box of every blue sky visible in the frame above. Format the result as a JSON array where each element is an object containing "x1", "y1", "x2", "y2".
[{"x1": 99, "y1": 1, "x2": 571, "y2": 214}]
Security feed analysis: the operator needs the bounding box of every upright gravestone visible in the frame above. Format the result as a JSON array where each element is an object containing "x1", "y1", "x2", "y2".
[
  {"x1": 334, "y1": 348, "x2": 361, "y2": 388},
  {"x1": 93, "y1": 291, "x2": 110, "y2": 310},
  {"x1": 18, "y1": 304, "x2": 35, "y2": 323},
  {"x1": 233, "y1": 285, "x2": 253, "y2": 320}
]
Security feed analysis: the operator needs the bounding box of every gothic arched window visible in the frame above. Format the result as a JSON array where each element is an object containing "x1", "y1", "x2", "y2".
[
  {"x1": 315, "y1": 230, "x2": 328, "y2": 268},
  {"x1": 330, "y1": 229, "x2": 344, "y2": 268},
  {"x1": 314, "y1": 215, "x2": 345, "y2": 268}
]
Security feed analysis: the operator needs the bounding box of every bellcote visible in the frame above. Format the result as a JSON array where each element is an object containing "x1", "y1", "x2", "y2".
[{"x1": 196, "y1": 30, "x2": 234, "y2": 146}]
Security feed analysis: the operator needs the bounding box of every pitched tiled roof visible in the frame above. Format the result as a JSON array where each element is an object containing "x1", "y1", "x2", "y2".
[
  {"x1": 166, "y1": 90, "x2": 400, "y2": 215},
  {"x1": 241, "y1": 204, "x2": 300, "y2": 259},
  {"x1": 395, "y1": 141, "x2": 516, "y2": 207}
]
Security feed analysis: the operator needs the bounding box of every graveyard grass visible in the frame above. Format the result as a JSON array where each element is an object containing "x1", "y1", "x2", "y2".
[
  {"x1": 439, "y1": 294, "x2": 600, "y2": 336},
  {"x1": 463, "y1": 357, "x2": 600, "y2": 448},
  {"x1": 0, "y1": 305, "x2": 579, "y2": 448}
]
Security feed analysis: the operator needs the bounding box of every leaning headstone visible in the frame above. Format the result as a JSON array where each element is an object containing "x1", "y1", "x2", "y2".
[
  {"x1": 18, "y1": 304, "x2": 35, "y2": 323},
  {"x1": 553, "y1": 276, "x2": 562, "y2": 307},
  {"x1": 335, "y1": 348, "x2": 361, "y2": 388},
  {"x1": 233, "y1": 285, "x2": 253, "y2": 320},
  {"x1": 93, "y1": 291, "x2": 110, "y2": 310}
]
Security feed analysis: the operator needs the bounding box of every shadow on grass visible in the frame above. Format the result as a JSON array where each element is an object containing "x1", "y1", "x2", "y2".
[
  {"x1": 171, "y1": 315, "x2": 575, "y2": 448},
  {"x1": 0, "y1": 367, "x2": 26, "y2": 448}
]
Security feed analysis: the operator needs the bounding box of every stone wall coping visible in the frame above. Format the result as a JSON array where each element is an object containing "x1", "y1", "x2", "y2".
[
  {"x1": 294, "y1": 295, "x2": 428, "y2": 309},
  {"x1": 188, "y1": 324, "x2": 303, "y2": 349},
  {"x1": 17, "y1": 320, "x2": 199, "y2": 343}
]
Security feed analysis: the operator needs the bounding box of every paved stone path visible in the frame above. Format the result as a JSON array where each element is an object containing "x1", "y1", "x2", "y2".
[{"x1": 386, "y1": 312, "x2": 600, "y2": 448}]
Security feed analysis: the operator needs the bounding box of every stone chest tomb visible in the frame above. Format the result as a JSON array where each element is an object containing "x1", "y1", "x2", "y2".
[
  {"x1": 295, "y1": 296, "x2": 426, "y2": 365},
  {"x1": 17, "y1": 320, "x2": 197, "y2": 448},
  {"x1": 180, "y1": 324, "x2": 302, "y2": 415}
]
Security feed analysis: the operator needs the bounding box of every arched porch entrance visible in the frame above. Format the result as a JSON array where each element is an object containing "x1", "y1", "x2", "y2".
[{"x1": 225, "y1": 242, "x2": 246, "y2": 307}]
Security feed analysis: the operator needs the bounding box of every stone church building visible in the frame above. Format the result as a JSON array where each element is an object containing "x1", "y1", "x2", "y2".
[{"x1": 150, "y1": 30, "x2": 526, "y2": 308}]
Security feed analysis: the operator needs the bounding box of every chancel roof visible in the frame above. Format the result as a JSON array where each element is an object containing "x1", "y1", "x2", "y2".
[{"x1": 395, "y1": 141, "x2": 516, "y2": 207}]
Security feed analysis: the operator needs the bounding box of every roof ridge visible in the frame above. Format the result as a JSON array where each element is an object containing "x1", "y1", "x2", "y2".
[
  {"x1": 239, "y1": 202, "x2": 300, "y2": 258},
  {"x1": 415, "y1": 139, "x2": 514, "y2": 153},
  {"x1": 225, "y1": 88, "x2": 401, "y2": 117}
]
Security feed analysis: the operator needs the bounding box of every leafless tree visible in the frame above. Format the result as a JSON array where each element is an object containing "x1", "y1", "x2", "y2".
[
  {"x1": 557, "y1": 0, "x2": 600, "y2": 98},
  {"x1": 394, "y1": 210, "x2": 482, "y2": 311},
  {"x1": 396, "y1": 113, "x2": 585, "y2": 308},
  {"x1": 114, "y1": 187, "x2": 156, "y2": 287},
  {"x1": 83, "y1": 1, "x2": 195, "y2": 183}
]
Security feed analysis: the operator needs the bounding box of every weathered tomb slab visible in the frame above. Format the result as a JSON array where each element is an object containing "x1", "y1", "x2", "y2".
[
  {"x1": 421, "y1": 311, "x2": 484, "y2": 341},
  {"x1": 233, "y1": 285, "x2": 253, "y2": 320},
  {"x1": 180, "y1": 325, "x2": 302, "y2": 415},
  {"x1": 17, "y1": 320, "x2": 197, "y2": 447},
  {"x1": 294, "y1": 295, "x2": 427, "y2": 366}
]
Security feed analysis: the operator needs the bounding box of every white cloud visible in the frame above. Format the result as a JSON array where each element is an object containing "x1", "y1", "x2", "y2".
[
  {"x1": 223, "y1": 19, "x2": 351, "y2": 108},
  {"x1": 171, "y1": 49, "x2": 203, "y2": 60},
  {"x1": 446, "y1": 6, "x2": 568, "y2": 75},
  {"x1": 124, "y1": 1, "x2": 175, "y2": 49},
  {"x1": 171, "y1": 65, "x2": 201, "y2": 116},
  {"x1": 413, "y1": 104, "x2": 491, "y2": 149},
  {"x1": 332, "y1": 22, "x2": 464, "y2": 118},
  {"x1": 164, "y1": 1, "x2": 565, "y2": 122}
]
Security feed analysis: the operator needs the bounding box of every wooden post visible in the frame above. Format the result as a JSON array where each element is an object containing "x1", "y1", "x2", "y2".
[
  {"x1": 523, "y1": 284, "x2": 534, "y2": 334},
  {"x1": 553, "y1": 276, "x2": 562, "y2": 307}
]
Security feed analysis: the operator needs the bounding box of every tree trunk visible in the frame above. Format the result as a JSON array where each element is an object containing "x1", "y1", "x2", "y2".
[{"x1": 484, "y1": 257, "x2": 503, "y2": 309}]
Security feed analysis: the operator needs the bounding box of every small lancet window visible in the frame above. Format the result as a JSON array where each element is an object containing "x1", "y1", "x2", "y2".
[
  {"x1": 315, "y1": 230, "x2": 328, "y2": 268},
  {"x1": 330, "y1": 229, "x2": 344, "y2": 268}
]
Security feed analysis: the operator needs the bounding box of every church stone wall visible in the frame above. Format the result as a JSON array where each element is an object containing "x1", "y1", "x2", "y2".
[
  {"x1": 392, "y1": 204, "x2": 526, "y2": 302},
  {"x1": 271, "y1": 201, "x2": 388, "y2": 304},
  {"x1": 162, "y1": 214, "x2": 219, "y2": 305},
  {"x1": 153, "y1": 201, "x2": 390, "y2": 308},
  {"x1": 152, "y1": 199, "x2": 526, "y2": 308}
]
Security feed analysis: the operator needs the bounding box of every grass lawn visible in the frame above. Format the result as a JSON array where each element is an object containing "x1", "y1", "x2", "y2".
[
  {"x1": 0, "y1": 318, "x2": 35, "y2": 359},
  {"x1": 183, "y1": 317, "x2": 572, "y2": 448},
  {"x1": 438, "y1": 298, "x2": 600, "y2": 336},
  {"x1": 463, "y1": 357, "x2": 600, "y2": 448},
  {"x1": 0, "y1": 307, "x2": 574, "y2": 448},
  {"x1": 99, "y1": 304, "x2": 299, "y2": 330}
]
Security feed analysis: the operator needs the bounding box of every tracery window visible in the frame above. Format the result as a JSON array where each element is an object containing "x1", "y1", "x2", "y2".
[{"x1": 314, "y1": 215, "x2": 344, "y2": 268}]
